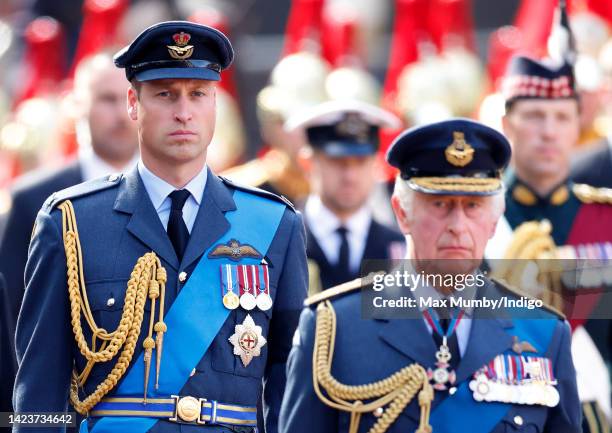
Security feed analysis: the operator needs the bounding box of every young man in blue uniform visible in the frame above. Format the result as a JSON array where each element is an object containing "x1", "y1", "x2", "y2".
[
  {"x1": 279, "y1": 119, "x2": 581, "y2": 433},
  {"x1": 13, "y1": 21, "x2": 308, "y2": 433}
]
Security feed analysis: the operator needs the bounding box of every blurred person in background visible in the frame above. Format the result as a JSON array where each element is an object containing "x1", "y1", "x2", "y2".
[
  {"x1": 571, "y1": 38, "x2": 612, "y2": 188},
  {"x1": 490, "y1": 53, "x2": 612, "y2": 433},
  {"x1": 222, "y1": 83, "x2": 312, "y2": 206},
  {"x1": 0, "y1": 50, "x2": 138, "y2": 415},
  {"x1": 286, "y1": 100, "x2": 405, "y2": 293}
]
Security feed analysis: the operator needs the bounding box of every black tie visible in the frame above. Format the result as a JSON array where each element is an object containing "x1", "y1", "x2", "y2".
[
  {"x1": 336, "y1": 226, "x2": 350, "y2": 276},
  {"x1": 167, "y1": 190, "x2": 191, "y2": 260},
  {"x1": 432, "y1": 308, "x2": 461, "y2": 371}
]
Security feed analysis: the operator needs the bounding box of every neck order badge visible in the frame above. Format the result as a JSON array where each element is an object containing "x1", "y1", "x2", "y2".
[{"x1": 423, "y1": 308, "x2": 464, "y2": 391}]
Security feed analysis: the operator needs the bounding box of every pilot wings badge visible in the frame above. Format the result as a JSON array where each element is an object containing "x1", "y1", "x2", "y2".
[{"x1": 208, "y1": 239, "x2": 262, "y2": 261}]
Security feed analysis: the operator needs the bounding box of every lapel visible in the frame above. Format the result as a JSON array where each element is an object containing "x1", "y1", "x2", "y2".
[
  {"x1": 114, "y1": 167, "x2": 179, "y2": 270},
  {"x1": 377, "y1": 314, "x2": 437, "y2": 422},
  {"x1": 305, "y1": 222, "x2": 332, "y2": 269},
  {"x1": 362, "y1": 219, "x2": 380, "y2": 259},
  {"x1": 114, "y1": 168, "x2": 237, "y2": 272},
  {"x1": 180, "y1": 170, "x2": 236, "y2": 270},
  {"x1": 378, "y1": 316, "x2": 437, "y2": 369}
]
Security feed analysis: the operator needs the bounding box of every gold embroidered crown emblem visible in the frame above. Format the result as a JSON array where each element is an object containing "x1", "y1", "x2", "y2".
[
  {"x1": 167, "y1": 32, "x2": 194, "y2": 60},
  {"x1": 173, "y1": 32, "x2": 191, "y2": 46}
]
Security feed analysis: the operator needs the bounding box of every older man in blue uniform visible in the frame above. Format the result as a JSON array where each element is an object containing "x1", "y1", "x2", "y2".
[
  {"x1": 13, "y1": 21, "x2": 308, "y2": 433},
  {"x1": 279, "y1": 119, "x2": 581, "y2": 433}
]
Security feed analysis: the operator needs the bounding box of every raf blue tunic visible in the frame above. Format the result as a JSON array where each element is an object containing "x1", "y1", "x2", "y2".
[
  {"x1": 13, "y1": 167, "x2": 308, "y2": 433},
  {"x1": 279, "y1": 278, "x2": 581, "y2": 433}
]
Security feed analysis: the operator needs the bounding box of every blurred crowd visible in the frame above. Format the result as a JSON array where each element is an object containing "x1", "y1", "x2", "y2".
[
  {"x1": 0, "y1": 0, "x2": 612, "y2": 429},
  {"x1": 0, "y1": 0, "x2": 611, "y2": 195}
]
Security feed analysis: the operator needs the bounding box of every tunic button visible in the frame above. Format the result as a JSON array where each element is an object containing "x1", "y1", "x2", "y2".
[
  {"x1": 106, "y1": 297, "x2": 115, "y2": 307},
  {"x1": 179, "y1": 272, "x2": 187, "y2": 283},
  {"x1": 108, "y1": 174, "x2": 120, "y2": 182},
  {"x1": 513, "y1": 415, "x2": 523, "y2": 426}
]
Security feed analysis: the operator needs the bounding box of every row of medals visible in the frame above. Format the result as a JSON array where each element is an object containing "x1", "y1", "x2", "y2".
[
  {"x1": 556, "y1": 242, "x2": 612, "y2": 288},
  {"x1": 223, "y1": 288, "x2": 272, "y2": 312},
  {"x1": 469, "y1": 374, "x2": 560, "y2": 407}
]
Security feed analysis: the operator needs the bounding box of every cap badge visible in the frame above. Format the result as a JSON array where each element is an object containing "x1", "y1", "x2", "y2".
[
  {"x1": 445, "y1": 131, "x2": 475, "y2": 167},
  {"x1": 167, "y1": 32, "x2": 194, "y2": 60},
  {"x1": 336, "y1": 113, "x2": 369, "y2": 143}
]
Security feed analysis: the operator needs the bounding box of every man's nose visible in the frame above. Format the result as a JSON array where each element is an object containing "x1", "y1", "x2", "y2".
[
  {"x1": 174, "y1": 97, "x2": 193, "y2": 123},
  {"x1": 541, "y1": 115, "x2": 558, "y2": 139},
  {"x1": 446, "y1": 204, "x2": 468, "y2": 235}
]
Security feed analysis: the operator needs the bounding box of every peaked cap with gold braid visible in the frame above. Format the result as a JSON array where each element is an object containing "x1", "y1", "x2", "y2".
[{"x1": 386, "y1": 118, "x2": 511, "y2": 196}]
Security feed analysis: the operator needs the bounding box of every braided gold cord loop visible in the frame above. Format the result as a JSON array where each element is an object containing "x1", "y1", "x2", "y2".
[
  {"x1": 58, "y1": 200, "x2": 168, "y2": 414},
  {"x1": 312, "y1": 300, "x2": 432, "y2": 433},
  {"x1": 493, "y1": 220, "x2": 564, "y2": 311}
]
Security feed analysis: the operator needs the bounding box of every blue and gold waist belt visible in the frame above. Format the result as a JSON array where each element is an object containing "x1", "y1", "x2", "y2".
[{"x1": 90, "y1": 396, "x2": 257, "y2": 426}]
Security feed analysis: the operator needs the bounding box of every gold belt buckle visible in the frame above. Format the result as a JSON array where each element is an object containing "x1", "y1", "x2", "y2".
[{"x1": 169, "y1": 395, "x2": 206, "y2": 424}]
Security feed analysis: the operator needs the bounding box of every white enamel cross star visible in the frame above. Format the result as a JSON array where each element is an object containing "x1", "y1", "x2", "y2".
[{"x1": 229, "y1": 314, "x2": 267, "y2": 367}]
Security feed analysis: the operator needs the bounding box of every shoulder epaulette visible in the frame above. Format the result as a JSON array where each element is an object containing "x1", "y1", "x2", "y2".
[
  {"x1": 304, "y1": 272, "x2": 383, "y2": 307},
  {"x1": 43, "y1": 173, "x2": 123, "y2": 212},
  {"x1": 491, "y1": 277, "x2": 565, "y2": 320},
  {"x1": 304, "y1": 277, "x2": 363, "y2": 307},
  {"x1": 219, "y1": 175, "x2": 295, "y2": 211},
  {"x1": 573, "y1": 183, "x2": 612, "y2": 205}
]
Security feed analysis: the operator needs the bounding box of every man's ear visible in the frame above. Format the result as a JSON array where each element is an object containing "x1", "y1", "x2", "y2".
[
  {"x1": 297, "y1": 146, "x2": 313, "y2": 175},
  {"x1": 391, "y1": 195, "x2": 411, "y2": 235},
  {"x1": 489, "y1": 220, "x2": 499, "y2": 239},
  {"x1": 501, "y1": 113, "x2": 511, "y2": 137},
  {"x1": 127, "y1": 87, "x2": 138, "y2": 121}
]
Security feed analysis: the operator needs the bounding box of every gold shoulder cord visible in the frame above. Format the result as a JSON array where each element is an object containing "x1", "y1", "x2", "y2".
[
  {"x1": 58, "y1": 200, "x2": 168, "y2": 414},
  {"x1": 493, "y1": 220, "x2": 564, "y2": 311},
  {"x1": 312, "y1": 300, "x2": 433, "y2": 433},
  {"x1": 573, "y1": 184, "x2": 612, "y2": 204}
]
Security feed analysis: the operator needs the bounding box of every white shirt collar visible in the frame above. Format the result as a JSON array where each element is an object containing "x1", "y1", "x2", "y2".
[
  {"x1": 305, "y1": 195, "x2": 371, "y2": 239},
  {"x1": 137, "y1": 160, "x2": 207, "y2": 211},
  {"x1": 78, "y1": 148, "x2": 138, "y2": 182}
]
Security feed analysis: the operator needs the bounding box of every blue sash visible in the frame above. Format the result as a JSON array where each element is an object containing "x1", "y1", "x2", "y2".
[
  {"x1": 88, "y1": 190, "x2": 286, "y2": 433},
  {"x1": 430, "y1": 317, "x2": 558, "y2": 433}
]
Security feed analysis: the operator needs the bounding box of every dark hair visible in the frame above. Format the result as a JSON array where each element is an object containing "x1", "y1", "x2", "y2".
[{"x1": 130, "y1": 79, "x2": 142, "y2": 97}]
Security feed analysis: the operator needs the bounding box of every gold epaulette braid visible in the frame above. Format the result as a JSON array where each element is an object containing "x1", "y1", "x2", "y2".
[
  {"x1": 313, "y1": 300, "x2": 433, "y2": 433},
  {"x1": 59, "y1": 200, "x2": 168, "y2": 414},
  {"x1": 494, "y1": 220, "x2": 563, "y2": 311}
]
